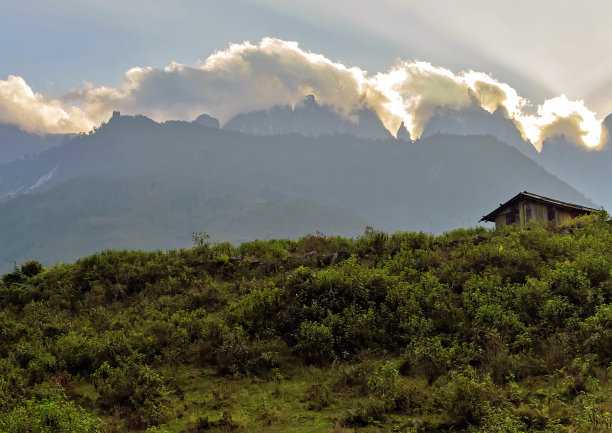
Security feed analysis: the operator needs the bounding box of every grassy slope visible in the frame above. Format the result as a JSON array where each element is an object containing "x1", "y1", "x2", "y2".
[{"x1": 1, "y1": 214, "x2": 611, "y2": 432}]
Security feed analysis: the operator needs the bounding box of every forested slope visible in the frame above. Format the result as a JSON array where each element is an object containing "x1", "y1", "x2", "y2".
[{"x1": 1, "y1": 215, "x2": 611, "y2": 432}]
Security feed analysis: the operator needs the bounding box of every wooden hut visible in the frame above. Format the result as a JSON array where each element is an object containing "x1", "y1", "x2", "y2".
[{"x1": 480, "y1": 191, "x2": 597, "y2": 228}]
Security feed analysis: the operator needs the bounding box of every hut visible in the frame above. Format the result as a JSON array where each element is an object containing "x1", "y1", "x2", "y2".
[{"x1": 480, "y1": 191, "x2": 597, "y2": 228}]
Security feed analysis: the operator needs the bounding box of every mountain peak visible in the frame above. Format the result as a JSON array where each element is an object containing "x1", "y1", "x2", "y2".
[
  {"x1": 421, "y1": 102, "x2": 538, "y2": 158},
  {"x1": 194, "y1": 114, "x2": 220, "y2": 129},
  {"x1": 302, "y1": 94, "x2": 317, "y2": 108},
  {"x1": 396, "y1": 122, "x2": 411, "y2": 142},
  {"x1": 224, "y1": 95, "x2": 391, "y2": 139},
  {"x1": 99, "y1": 112, "x2": 158, "y2": 136}
]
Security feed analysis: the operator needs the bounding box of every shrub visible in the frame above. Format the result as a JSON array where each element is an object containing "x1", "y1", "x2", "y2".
[
  {"x1": 0, "y1": 390, "x2": 100, "y2": 433},
  {"x1": 581, "y1": 304, "x2": 612, "y2": 364},
  {"x1": 239, "y1": 239, "x2": 289, "y2": 262},
  {"x1": 215, "y1": 325, "x2": 285, "y2": 376},
  {"x1": 399, "y1": 336, "x2": 452, "y2": 384},
  {"x1": 367, "y1": 360, "x2": 399, "y2": 410},
  {"x1": 342, "y1": 397, "x2": 387, "y2": 427},
  {"x1": 20, "y1": 260, "x2": 45, "y2": 278},
  {"x1": 435, "y1": 369, "x2": 495, "y2": 427},
  {"x1": 295, "y1": 321, "x2": 335, "y2": 365},
  {"x1": 27, "y1": 352, "x2": 58, "y2": 385},
  {"x1": 54, "y1": 332, "x2": 104, "y2": 375},
  {"x1": 92, "y1": 356, "x2": 168, "y2": 428},
  {"x1": 302, "y1": 384, "x2": 333, "y2": 410},
  {"x1": 227, "y1": 286, "x2": 283, "y2": 335},
  {"x1": 0, "y1": 358, "x2": 28, "y2": 412}
]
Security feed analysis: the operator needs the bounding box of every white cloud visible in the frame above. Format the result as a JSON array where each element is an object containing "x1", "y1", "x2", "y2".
[
  {"x1": 0, "y1": 75, "x2": 94, "y2": 134},
  {"x1": 0, "y1": 38, "x2": 606, "y2": 149}
]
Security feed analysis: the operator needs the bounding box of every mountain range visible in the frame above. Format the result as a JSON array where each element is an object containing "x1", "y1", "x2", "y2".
[
  {"x1": 0, "y1": 97, "x2": 608, "y2": 271},
  {"x1": 224, "y1": 94, "x2": 392, "y2": 140}
]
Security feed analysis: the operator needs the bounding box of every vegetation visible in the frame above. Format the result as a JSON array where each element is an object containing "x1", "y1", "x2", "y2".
[{"x1": 1, "y1": 214, "x2": 611, "y2": 432}]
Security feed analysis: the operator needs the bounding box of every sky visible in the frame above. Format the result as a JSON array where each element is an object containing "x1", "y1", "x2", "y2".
[{"x1": 1, "y1": 0, "x2": 610, "y2": 148}]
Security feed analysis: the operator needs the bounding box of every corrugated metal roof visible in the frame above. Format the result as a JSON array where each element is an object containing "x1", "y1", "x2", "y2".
[{"x1": 480, "y1": 191, "x2": 598, "y2": 222}]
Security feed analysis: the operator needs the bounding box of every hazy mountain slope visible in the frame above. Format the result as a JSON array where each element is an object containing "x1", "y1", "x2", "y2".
[
  {"x1": 0, "y1": 174, "x2": 369, "y2": 271},
  {"x1": 401, "y1": 104, "x2": 612, "y2": 210},
  {"x1": 535, "y1": 114, "x2": 612, "y2": 209},
  {"x1": 224, "y1": 95, "x2": 391, "y2": 139},
  {"x1": 0, "y1": 113, "x2": 592, "y2": 232},
  {"x1": 0, "y1": 123, "x2": 66, "y2": 163},
  {"x1": 537, "y1": 135, "x2": 612, "y2": 210},
  {"x1": 0, "y1": 114, "x2": 164, "y2": 200},
  {"x1": 194, "y1": 113, "x2": 220, "y2": 129}
]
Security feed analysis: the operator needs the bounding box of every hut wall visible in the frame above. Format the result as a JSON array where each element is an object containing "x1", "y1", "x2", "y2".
[
  {"x1": 555, "y1": 208, "x2": 574, "y2": 224},
  {"x1": 492, "y1": 199, "x2": 585, "y2": 228}
]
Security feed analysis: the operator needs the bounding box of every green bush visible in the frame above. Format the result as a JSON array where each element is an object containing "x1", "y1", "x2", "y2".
[
  {"x1": 367, "y1": 360, "x2": 399, "y2": 409},
  {"x1": 295, "y1": 321, "x2": 335, "y2": 365},
  {"x1": 54, "y1": 332, "x2": 104, "y2": 374},
  {"x1": 399, "y1": 336, "x2": 453, "y2": 383},
  {"x1": 239, "y1": 239, "x2": 290, "y2": 262},
  {"x1": 342, "y1": 397, "x2": 387, "y2": 427},
  {"x1": 227, "y1": 285, "x2": 283, "y2": 335},
  {"x1": 581, "y1": 304, "x2": 612, "y2": 364},
  {"x1": 435, "y1": 369, "x2": 496, "y2": 427},
  {"x1": 0, "y1": 390, "x2": 100, "y2": 433},
  {"x1": 214, "y1": 325, "x2": 285, "y2": 375},
  {"x1": 92, "y1": 356, "x2": 167, "y2": 428},
  {"x1": 302, "y1": 383, "x2": 333, "y2": 410}
]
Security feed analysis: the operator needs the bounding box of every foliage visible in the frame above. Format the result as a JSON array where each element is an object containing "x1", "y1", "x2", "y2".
[
  {"x1": 1, "y1": 214, "x2": 612, "y2": 431},
  {"x1": 0, "y1": 387, "x2": 100, "y2": 433}
]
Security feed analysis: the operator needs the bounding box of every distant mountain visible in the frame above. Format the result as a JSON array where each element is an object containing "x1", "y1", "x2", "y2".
[
  {"x1": 0, "y1": 174, "x2": 368, "y2": 271},
  {"x1": 404, "y1": 103, "x2": 612, "y2": 210},
  {"x1": 396, "y1": 122, "x2": 411, "y2": 142},
  {"x1": 421, "y1": 103, "x2": 539, "y2": 159},
  {"x1": 224, "y1": 95, "x2": 392, "y2": 140},
  {"x1": 0, "y1": 112, "x2": 594, "y2": 272},
  {"x1": 527, "y1": 112, "x2": 612, "y2": 210},
  {"x1": 537, "y1": 135, "x2": 612, "y2": 210},
  {"x1": 0, "y1": 123, "x2": 66, "y2": 164},
  {"x1": 194, "y1": 113, "x2": 220, "y2": 129},
  {"x1": 0, "y1": 113, "x2": 162, "y2": 200}
]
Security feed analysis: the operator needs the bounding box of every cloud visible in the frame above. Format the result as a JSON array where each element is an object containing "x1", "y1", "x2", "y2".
[
  {"x1": 516, "y1": 96, "x2": 603, "y2": 150},
  {"x1": 63, "y1": 38, "x2": 379, "y2": 128},
  {"x1": 0, "y1": 76, "x2": 94, "y2": 134},
  {"x1": 0, "y1": 38, "x2": 606, "y2": 149},
  {"x1": 373, "y1": 64, "x2": 603, "y2": 149}
]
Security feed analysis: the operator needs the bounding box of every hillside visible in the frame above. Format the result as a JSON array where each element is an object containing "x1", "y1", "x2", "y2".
[
  {"x1": 393, "y1": 103, "x2": 612, "y2": 211},
  {"x1": 1, "y1": 214, "x2": 611, "y2": 432},
  {"x1": 538, "y1": 135, "x2": 612, "y2": 210},
  {"x1": 0, "y1": 123, "x2": 66, "y2": 163},
  {"x1": 0, "y1": 174, "x2": 368, "y2": 271}
]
